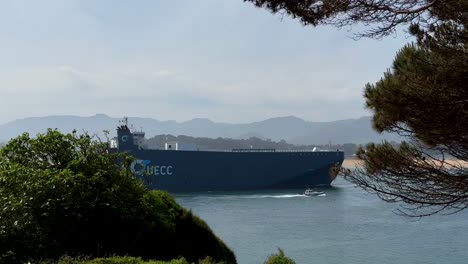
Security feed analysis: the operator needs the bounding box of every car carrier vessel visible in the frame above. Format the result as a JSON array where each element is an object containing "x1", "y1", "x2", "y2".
[{"x1": 114, "y1": 118, "x2": 344, "y2": 192}]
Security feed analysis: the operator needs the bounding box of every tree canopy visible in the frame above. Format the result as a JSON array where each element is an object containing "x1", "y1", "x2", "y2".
[
  {"x1": 247, "y1": 0, "x2": 468, "y2": 215},
  {"x1": 0, "y1": 130, "x2": 236, "y2": 263},
  {"x1": 350, "y1": 41, "x2": 468, "y2": 216},
  {"x1": 245, "y1": 1, "x2": 466, "y2": 39},
  {"x1": 263, "y1": 249, "x2": 296, "y2": 264}
]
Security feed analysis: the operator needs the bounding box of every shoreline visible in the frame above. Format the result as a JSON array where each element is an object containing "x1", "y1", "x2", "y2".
[{"x1": 342, "y1": 158, "x2": 468, "y2": 168}]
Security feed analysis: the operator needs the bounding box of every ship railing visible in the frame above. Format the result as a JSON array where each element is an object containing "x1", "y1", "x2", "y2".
[
  {"x1": 276, "y1": 149, "x2": 340, "y2": 152},
  {"x1": 271, "y1": 149, "x2": 340, "y2": 152},
  {"x1": 197, "y1": 149, "x2": 341, "y2": 153},
  {"x1": 232, "y1": 148, "x2": 276, "y2": 152}
]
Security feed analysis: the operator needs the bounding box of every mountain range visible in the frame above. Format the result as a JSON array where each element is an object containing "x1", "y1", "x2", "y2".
[{"x1": 0, "y1": 114, "x2": 400, "y2": 145}]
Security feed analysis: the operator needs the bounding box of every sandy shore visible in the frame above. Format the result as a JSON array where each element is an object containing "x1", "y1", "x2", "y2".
[
  {"x1": 342, "y1": 159, "x2": 363, "y2": 168},
  {"x1": 342, "y1": 158, "x2": 468, "y2": 168}
]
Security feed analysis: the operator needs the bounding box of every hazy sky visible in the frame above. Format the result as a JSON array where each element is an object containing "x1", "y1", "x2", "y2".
[{"x1": 0, "y1": 0, "x2": 411, "y2": 124}]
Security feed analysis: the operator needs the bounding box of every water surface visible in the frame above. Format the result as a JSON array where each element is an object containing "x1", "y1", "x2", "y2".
[{"x1": 175, "y1": 177, "x2": 468, "y2": 264}]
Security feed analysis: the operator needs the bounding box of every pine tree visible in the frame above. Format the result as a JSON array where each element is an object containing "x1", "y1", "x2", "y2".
[{"x1": 246, "y1": 0, "x2": 468, "y2": 215}]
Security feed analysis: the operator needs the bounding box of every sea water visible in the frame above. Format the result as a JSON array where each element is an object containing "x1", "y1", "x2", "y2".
[{"x1": 175, "y1": 177, "x2": 468, "y2": 264}]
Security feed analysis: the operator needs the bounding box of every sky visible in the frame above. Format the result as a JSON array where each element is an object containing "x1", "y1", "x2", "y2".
[{"x1": 0, "y1": 0, "x2": 411, "y2": 125}]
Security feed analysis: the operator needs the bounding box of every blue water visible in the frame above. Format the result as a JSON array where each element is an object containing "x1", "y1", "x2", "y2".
[{"x1": 175, "y1": 177, "x2": 468, "y2": 264}]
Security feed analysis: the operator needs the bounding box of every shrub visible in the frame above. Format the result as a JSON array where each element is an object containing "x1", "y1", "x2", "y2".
[
  {"x1": 40, "y1": 256, "x2": 190, "y2": 264},
  {"x1": 263, "y1": 249, "x2": 296, "y2": 264},
  {"x1": 40, "y1": 256, "x2": 224, "y2": 264},
  {"x1": 0, "y1": 130, "x2": 235, "y2": 264}
]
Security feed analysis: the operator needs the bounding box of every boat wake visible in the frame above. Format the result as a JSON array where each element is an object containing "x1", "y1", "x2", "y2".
[
  {"x1": 258, "y1": 194, "x2": 307, "y2": 198},
  {"x1": 236, "y1": 193, "x2": 326, "y2": 199},
  {"x1": 181, "y1": 192, "x2": 327, "y2": 200}
]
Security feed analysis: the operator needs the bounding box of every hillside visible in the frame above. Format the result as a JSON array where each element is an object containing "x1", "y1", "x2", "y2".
[{"x1": 0, "y1": 114, "x2": 400, "y2": 145}]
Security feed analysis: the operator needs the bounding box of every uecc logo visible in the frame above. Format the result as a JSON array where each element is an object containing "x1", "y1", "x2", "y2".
[{"x1": 130, "y1": 159, "x2": 173, "y2": 176}]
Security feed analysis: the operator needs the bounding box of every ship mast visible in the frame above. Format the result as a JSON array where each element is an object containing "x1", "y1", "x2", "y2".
[{"x1": 119, "y1": 116, "x2": 129, "y2": 128}]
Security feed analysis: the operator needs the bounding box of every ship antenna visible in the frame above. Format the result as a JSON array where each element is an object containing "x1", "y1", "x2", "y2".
[{"x1": 118, "y1": 116, "x2": 129, "y2": 128}]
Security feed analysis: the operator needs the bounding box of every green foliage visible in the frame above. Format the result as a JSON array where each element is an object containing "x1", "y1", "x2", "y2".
[
  {"x1": 345, "y1": 7, "x2": 468, "y2": 215},
  {"x1": 39, "y1": 256, "x2": 229, "y2": 264},
  {"x1": 38, "y1": 252, "x2": 295, "y2": 264},
  {"x1": 263, "y1": 249, "x2": 296, "y2": 264},
  {"x1": 248, "y1": 0, "x2": 468, "y2": 215},
  {"x1": 0, "y1": 130, "x2": 236, "y2": 264},
  {"x1": 40, "y1": 256, "x2": 191, "y2": 264},
  {"x1": 39, "y1": 256, "x2": 190, "y2": 264},
  {"x1": 364, "y1": 44, "x2": 468, "y2": 146},
  {"x1": 245, "y1": 0, "x2": 466, "y2": 40}
]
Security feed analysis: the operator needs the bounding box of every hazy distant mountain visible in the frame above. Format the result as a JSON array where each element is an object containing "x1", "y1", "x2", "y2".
[
  {"x1": 0, "y1": 114, "x2": 400, "y2": 145},
  {"x1": 290, "y1": 117, "x2": 401, "y2": 144}
]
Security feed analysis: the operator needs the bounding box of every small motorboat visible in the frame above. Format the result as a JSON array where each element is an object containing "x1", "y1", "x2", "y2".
[{"x1": 304, "y1": 188, "x2": 324, "y2": 196}]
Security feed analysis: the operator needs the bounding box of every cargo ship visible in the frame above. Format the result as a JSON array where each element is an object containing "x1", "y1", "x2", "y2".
[{"x1": 114, "y1": 118, "x2": 344, "y2": 192}]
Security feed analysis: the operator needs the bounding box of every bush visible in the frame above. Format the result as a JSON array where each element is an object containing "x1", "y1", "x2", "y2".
[
  {"x1": 40, "y1": 256, "x2": 223, "y2": 264},
  {"x1": 263, "y1": 249, "x2": 296, "y2": 264},
  {"x1": 0, "y1": 130, "x2": 236, "y2": 264},
  {"x1": 40, "y1": 256, "x2": 191, "y2": 264}
]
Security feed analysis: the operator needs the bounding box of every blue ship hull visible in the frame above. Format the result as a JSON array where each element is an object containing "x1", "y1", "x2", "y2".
[
  {"x1": 127, "y1": 149, "x2": 344, "y2": 192},
  {"x1": 116, "y1": 121, "x2": 344, "y2": 192}
]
